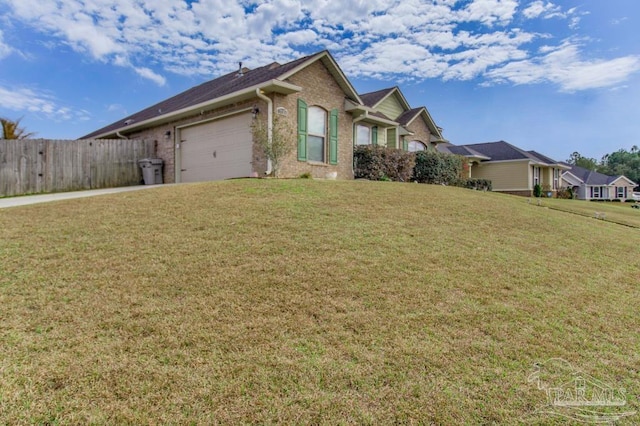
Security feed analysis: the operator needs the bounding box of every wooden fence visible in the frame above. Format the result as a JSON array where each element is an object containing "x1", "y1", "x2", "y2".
[{"x1": 0, "y1": 139, "x2": 155, "y2": 197}]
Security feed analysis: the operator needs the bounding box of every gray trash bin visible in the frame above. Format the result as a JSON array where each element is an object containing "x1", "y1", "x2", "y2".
[{"x1": 139, "y1": 158, "x2": 163, "y2": 185}]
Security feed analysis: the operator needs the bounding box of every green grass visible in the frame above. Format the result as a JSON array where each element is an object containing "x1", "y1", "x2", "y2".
[
  {"x1": 1, "y1": 179, "x2": 639, "y2": 424},
  {"x1": 533, "y1": 197, "x2": 640, "y2": 228}
]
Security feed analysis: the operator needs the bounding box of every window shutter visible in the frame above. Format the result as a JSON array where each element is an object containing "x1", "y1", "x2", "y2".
[
  {"x1": 297, "y1": 99, "x2": 307, "y2": 161},
  {"x1": 329, "y1": 108, "x2": 338, "y2": 165},
  {"x1": 402, "y1": 138, "x2": 408, "y2": 151},
  {"x1": 371, "y1": 126, "x2": 378, "y2": 146}
]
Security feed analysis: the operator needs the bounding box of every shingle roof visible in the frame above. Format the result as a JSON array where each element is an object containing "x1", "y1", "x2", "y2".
[
  {"x1": 565, "y1": 164, "x2": 623, "y2": 185},
  {"x1": 437, "y1": 142, "x2": 490, "y2": 159},
  {"x1": 396, "y1": 107, "x2": 422, "y2": 126},
  {"x1": 82, "y1": 51, "x2": 325, "y2": 139},
  {"x1": 462, "y1": 141, "x2": 532, "y2": 161},
  {"x1": 360, "y1": 87, "x2": 395, "y2": 108},
  {"x1": 527, "y1": 150, "x2": 558, "y2": 164}
]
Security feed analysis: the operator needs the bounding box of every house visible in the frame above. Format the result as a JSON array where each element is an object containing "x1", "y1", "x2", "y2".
[
  {"x1": 438, "y1": 141, "x2": 569, "y2": 196},
  {"x1": 82, "y1": 50, "x2": 446, "y2": 183},
  {"x1": 352, "y1": 87, "x2": 447, "y2": 151},
  {"x1": 561, "y1": 164, "x2": 636, "y2": 201}
]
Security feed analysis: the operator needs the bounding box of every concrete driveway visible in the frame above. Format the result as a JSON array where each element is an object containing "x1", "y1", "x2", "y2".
[{"x1": 0, "y1": 185, "x2": 162, "y2": 209}]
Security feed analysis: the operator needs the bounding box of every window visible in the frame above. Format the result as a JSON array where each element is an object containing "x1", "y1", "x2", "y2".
[
  {"x1": 408, "y1": 141, "x2": 427, "y2": 152},
  {"x1": 533, "y1": 166, "x2": 540, "y2": 186},
  {"x1": 592, "y1": 186, "x2": 601, "y2": 199},
  {"x1": 616, "y1": 186, "x2": 626, "y2": 198},
  {"x1": 355, "y1": 125, "x2": 378, "y2": 146},
  {"x1": 356, "y1": 125, "x2": 370, "y2": 145},
  {"x1": 308, "y1": 106, "x2": 326, "y2": 162},
  {"x1": 553, "y1": 168, "x2": 559, "y2": 190},
  {"x1": 297, "y1": 99, "x2": 338, "y2": 165}
]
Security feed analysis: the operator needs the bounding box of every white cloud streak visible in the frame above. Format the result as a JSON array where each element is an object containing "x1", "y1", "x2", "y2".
[
  {"x1": 0, "y1": 30, "x2": 12, "y2": 59},
  {"x1": 2, "y1": 0, "x2": 638, "y2": 92},
  {"x1": 0, "y1": 85, "x2": 91, "y2": 121}
]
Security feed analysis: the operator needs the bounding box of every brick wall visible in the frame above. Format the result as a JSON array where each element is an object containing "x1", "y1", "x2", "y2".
[
  {"x1": 275, "y1": 60, "x2": 355, "y2": 180},
  {"x1": 404, "y1": 116, "x2": 434, "y2": 150}
]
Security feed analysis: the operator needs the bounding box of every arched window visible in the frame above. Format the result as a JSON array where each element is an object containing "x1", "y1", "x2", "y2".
[
  {"x1": 408, "y1": 141, "x2": 427, "y2": 152},
  {"x1": 307, "y1": 106, "x2": 326, "y2": 162}
]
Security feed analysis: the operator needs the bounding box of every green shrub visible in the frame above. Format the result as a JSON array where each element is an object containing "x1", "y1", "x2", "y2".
[
  {"x1": 413, "y1": 150, "x2": 465, "y2": 185},
  {"x1": 533, "y1": 183, "x2": 542, "y2": 198},
  {"x1": 463, "y1": 178, "x2": 492, "y2": 191},
  {"x1": 298, "y1": 172, "x2": 312, "y2": 179},
  {"x1": 354, "y1": 145, "x2": 416, "y2": 182}
]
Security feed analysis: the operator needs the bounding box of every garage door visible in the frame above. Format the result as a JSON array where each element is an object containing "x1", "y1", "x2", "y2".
[{"x1": 180, "y1": 112, "x2": 253, "y2": 182}]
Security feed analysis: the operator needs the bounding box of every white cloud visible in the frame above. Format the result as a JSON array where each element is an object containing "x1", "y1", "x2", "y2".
[
  {"x1": 0, "y1": 85, "x2": 91, "y2": 120},
  {"x1": 456, "y1": 0, "x2": 519, "y2": 26},
  {"x1": 522, "y1": 1, "x2": 561, "y2": 19},
  {"x1": 0, "y1": 30, "x2": 12, "y2": 60},
  {"x1": 134, "y1": 67, "x2": 167, "y2": 86},
  {"x1": 2, "y1": 0, "x2": 636, "y2": 92},
  {"x1": 484, "y1": 40, "x2": 640, "y2": 91}
]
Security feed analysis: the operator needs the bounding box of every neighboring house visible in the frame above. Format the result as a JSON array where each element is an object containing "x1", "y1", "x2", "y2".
[
  {"x1": 82, "y1": 50, "x2": 447, "y2": 184},
  {"x1": 561, "y1": 164, "x2": 636, "y2": 201},
  {"x1": 438, "y1": 141, "x2": 569, "y2": 196}
]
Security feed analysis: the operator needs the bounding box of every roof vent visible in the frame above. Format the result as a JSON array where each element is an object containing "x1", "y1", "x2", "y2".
[
  {"x1": 124, "y1": 119, "x2": 134, "y2": 125},
  {"x1": 237, "y1": 62, "x2": 244, "y2": 77}
]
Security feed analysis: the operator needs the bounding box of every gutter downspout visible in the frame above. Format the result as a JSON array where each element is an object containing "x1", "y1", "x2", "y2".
[
  {"x1": 255, "y1": 88, "x2": 273, "y2": 175},
  {"x1": 116, "y1": 131, "x2": 128, "y2": 140}
]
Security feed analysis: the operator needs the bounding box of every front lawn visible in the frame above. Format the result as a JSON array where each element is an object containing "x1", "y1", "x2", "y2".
[{"x1": 1, "y1": 180, "x2": 638, "y2": 424}]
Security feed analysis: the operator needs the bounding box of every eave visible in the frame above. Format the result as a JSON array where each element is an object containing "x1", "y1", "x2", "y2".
[{"x1": 90, "y1": 79, "x2": 302, "y2": 139}]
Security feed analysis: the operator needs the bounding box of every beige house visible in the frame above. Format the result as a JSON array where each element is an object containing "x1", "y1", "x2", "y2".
[
  {"x1": 83, "y1": 51, "x2": 446, "y2": 183},
  {"x1": 438, "y1": 141, "x2": 570, "y2": 196}
]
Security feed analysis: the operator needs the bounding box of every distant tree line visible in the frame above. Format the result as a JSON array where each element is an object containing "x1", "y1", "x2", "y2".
[{"x1": 567, "y1": 147, "x2": 640, "y2": 190}]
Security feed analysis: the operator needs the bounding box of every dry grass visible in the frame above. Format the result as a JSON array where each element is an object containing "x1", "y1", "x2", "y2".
[
  {"x1": 1, "y1": 179, "x2": 638, "y2": 424},
  {"x1": 533, "y1": 197, "x2": 640, "y2": 228}
]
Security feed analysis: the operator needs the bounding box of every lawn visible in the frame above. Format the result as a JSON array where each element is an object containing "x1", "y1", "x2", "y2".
[
  {"x1": 1, "y1": 179, "x2": 639, "y2": 424},
  {"x1": 533, "y1": 196, "x2": 640, "y2": 228}
]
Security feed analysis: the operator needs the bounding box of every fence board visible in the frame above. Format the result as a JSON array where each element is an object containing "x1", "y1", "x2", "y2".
[{"x1": 0, "y1": 139, "x2": 155, "y2": 197}]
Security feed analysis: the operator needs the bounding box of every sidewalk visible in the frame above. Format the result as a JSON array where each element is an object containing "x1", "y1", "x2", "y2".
[{"x1": 0, "y1": 185, "x2": 162, "y2": 209}]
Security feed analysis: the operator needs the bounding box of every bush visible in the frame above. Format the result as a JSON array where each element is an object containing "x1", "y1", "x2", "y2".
[
  {"x1": 354, "y1": 145, "x2": 416, "y2": 182},
  {"x1": 533, "y1": 183, "x2": 542, "y2": 198},
  {"x1": 413, "y1": 150, "x2": 465, "y2": 185},
  {"x1": 462, "y1": 178, "x2": 492, "y2": 191},
  {"x1": 556, "y1": 187, "x2": 573, "y2": 199}
]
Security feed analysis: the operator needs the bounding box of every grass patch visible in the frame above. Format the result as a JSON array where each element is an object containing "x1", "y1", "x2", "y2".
[
  {"x1": 532, "y1": 197, "x2": 640, "y2": 228},
  {"x1": 1, "y1": 180, "x2": 639, "y2": 424}
]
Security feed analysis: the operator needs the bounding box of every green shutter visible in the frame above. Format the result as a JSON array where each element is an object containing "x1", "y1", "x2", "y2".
[
  {"x1": 329, "y1": 108, "x2": 338, "y2": 165},
  {"x1": 372, "y1": 126, "x2": 378, "y2": 145},
  {"x1": 402, "y1": 138, "x2": 408, "y2": 151},
  {"x1": 297, "y1": 99, "x2": 307, "y2": 161}
]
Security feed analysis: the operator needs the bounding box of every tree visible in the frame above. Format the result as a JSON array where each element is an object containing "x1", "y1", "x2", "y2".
[
  {"x1": 566, "y1": 151, "x2": 597, "y2": 170},
  {"x1": 0, "y1": 117, "x2": 35, "y2": 139},
  {"x1": 598, "y1": 148, "x2": 640, "y2": 187},
  {"x1": 251, "y1": 115, "x2": 295, "y2": 178}
]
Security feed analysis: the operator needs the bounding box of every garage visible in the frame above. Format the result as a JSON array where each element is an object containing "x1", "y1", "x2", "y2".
[{"x1": 179, "y1": 112, "x2": 253, "y2": 182}]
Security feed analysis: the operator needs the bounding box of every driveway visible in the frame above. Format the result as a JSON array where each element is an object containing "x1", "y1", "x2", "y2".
[{"x1": 0, "y1": 185, "x2": 163, "y2": 209}]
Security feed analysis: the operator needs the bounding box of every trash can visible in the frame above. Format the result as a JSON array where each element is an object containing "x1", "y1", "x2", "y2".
[{"x1": 139, "y1": 158, "x2": 163, "y2": 185}]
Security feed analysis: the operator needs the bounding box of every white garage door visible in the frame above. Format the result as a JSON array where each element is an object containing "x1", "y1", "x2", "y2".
[{"x1": 180, "y1": 112, "x2": 253, "y2": 182}]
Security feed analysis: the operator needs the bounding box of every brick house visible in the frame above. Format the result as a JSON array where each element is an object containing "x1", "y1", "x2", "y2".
[{"x1": 82, "y1": 50, "x2": 446, "y2": 183}]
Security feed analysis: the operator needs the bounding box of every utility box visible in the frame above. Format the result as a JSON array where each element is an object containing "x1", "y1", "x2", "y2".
[{"x1": 139, "y1": 158, "x2": 163, "y2": 185}]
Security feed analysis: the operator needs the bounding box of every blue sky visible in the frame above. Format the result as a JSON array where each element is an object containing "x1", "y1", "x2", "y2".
[{"x1": 1, "y1": 0, "x2": 638, "y2": 161}]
